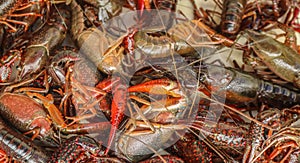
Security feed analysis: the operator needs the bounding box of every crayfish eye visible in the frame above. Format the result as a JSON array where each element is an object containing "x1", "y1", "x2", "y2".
[
  {"x1": 293, "y1": 114, "x2": 298, "y2": 120},
  {"x1": 198, "y1": 73, "x2": 211, "y2": 85}
]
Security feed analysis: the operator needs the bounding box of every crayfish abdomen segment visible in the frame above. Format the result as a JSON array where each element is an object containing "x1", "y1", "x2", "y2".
[{"x1": 0, "y1": 116, "x2": 49, "y2": 162}]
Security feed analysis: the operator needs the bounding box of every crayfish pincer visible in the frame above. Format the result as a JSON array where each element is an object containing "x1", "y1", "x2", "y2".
[
  {"x1": 0, "y1": 93, "x2": 53, "y2": 140},
  {"x1": 242, "y1": 29, "x2": 300, "y2": 89},
  {"x1": 198, "y1": 64, "x2": 300, "y2": 108},
  {"x1": 69, "y1": 0, "x2": 122, "y2": 75},
  {"x1": 19, "y1": 6, "x2": 70, "y2": 79}
]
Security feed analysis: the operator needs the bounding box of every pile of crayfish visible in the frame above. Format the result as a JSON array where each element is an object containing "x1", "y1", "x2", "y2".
[{"x1": 0, "y1": 0, "x2": 300, "y2": 162}]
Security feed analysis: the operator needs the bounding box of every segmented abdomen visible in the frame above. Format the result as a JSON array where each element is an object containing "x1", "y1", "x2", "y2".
[
  {"x1": 0, "y1": 117, "x2": 49, "y2": 163},
  {"x1": 220, "y1": 0, "x2": 246, "y2": 36},
  {"x1": 50, "y1": 136, "x2": 103, "y2": 162},
  {"x1": 166, "y1": 133, "x2": 213, "y2": 163},
  {"x1": 259, "y1": 80, "x2": 300, "y2": 107}
]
